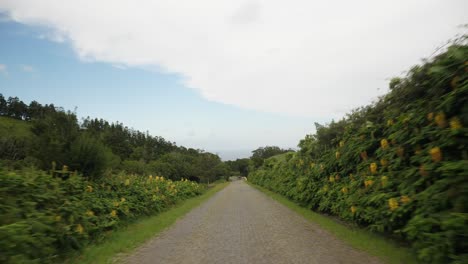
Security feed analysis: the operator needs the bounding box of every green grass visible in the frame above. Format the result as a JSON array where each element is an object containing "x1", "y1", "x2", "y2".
[
  {"x1": 68, "y1": 181, "x2": 230, "y2": 264},
  {"x1": 248, "y1": 182, "x2": 418, "y2": 264},
  {"x1": 0, "y1": 116, "x2": 32, "y2": 139}
]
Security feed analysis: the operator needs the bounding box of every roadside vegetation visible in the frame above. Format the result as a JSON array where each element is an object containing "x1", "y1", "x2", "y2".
[
  {"x1": 0, "y1": 95, "x2": 231, "y2": 263},
  {"x1": 248, "y1": 40, "x2": 467, "y2": 263}
]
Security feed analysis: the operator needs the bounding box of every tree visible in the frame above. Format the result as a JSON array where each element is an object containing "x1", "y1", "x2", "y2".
[{"x1": 250, "y1": 146, "x2": 292, "y2": 168}]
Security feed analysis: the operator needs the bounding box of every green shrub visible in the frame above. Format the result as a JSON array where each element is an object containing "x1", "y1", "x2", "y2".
[
  {"x1": 249, "y1": 42, "x2": 468, "y2": 263},
  {"x1": 0, "y1": 169, "x2": 203, "y2": 263}
]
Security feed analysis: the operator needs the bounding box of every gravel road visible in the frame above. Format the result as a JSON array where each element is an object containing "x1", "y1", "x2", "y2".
[{"x1": 124, "y1": 180, "x2": 382, "y2": 264}]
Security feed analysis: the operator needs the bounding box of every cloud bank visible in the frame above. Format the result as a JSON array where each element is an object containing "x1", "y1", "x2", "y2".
[{"x1": 1, "y1": 0, "x2": 466, "y2": 117}]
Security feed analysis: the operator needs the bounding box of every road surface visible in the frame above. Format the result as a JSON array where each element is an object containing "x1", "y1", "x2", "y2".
[{"x1": 124, "y1": 180, "x2": 382, "y2": 264}]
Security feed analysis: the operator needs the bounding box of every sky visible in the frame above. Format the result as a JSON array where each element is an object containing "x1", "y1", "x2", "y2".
[{"x1": 0, "y1": 1, "x2": 466, "y2": 160}]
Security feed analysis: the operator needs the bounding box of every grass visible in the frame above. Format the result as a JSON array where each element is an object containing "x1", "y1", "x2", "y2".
[
  {"x1": 248, "y1": 182, "x2": 418, "y2": 264},
  {"x1": 0, "y1": 116, "x2": 32, "y2": 139},
  {"x1": 68, "y1": 181, "x2": 230, "y2": 264}
]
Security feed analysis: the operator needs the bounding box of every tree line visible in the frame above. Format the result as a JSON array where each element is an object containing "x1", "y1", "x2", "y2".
[{"x1": 0, "y1": 94, "x2": 228, "y2": 182}]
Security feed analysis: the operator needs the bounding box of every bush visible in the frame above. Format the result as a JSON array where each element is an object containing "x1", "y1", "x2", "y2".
[
  {"x1": 249, "y1": 42, "x2": 468, "y2": 263},
  {"x1": 0, "y1": 169, "x2": 204, "y2": 263}
]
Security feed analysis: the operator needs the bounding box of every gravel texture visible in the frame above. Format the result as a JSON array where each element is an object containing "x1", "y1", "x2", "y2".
[{"x1": 124, "y1": 180, "x2": 382, "y2": 264}]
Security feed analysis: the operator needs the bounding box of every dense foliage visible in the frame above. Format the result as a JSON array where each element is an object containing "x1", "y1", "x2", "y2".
[
  {"x1": 0, "y1": 169, "x2": 203, "y2": 263},
  {"x1": 0, "y1": 96, "x2": 228, "y2": 182},
  {"x1": 249, "y1": 42, "x2": 468, "y2": 263}
]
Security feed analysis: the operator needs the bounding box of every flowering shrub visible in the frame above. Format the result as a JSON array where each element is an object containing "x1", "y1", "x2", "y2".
[
  {"x1": 249, "y1": 43, "x2": 467, "y2": 263},
  {"x1": 0, "y1": 170, "x2": 203, "y2": 263}
]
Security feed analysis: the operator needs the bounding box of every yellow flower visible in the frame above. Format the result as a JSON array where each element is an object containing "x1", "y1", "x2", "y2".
[
  {"x1": 124, "y1": 179, "x2": 130, "y2": 186},
  {"x1": 148, "y1": 175, "x2": 153, "y2": 180},
  {"x1": 310, "y1": 162, "x2": 315, "y2": 168},
  {"x1": 335, "y1": 151, "x2": 341, "y2": 159},
  {"x1": 329, "y1": 176, "x2": 335, "y2": 183},
  {"x1": 110, "y1": 210, "x2": 117, "y2": 217},
  {"x1": 364, "y1": 179, "x2": 374, "y2": 188},
  {"x1": 450, "y1": 117, "x2": 462, "y2": 130},
  {"x1": 430, "y1": 147, "x2": 442, "y2": 162},
  {"x1": 380, "y1": 159, "x2": 388, "y2": 167},
  {"x1": 370, "y1": 163, "x2": 378, "y2": 174},
  {"x1": 113, "y1": 201, "x2": 120, "y2": 207},
  {"x1": 152, "y1": 195, "x2": 157, "y2": 201},
  {"x1": 381, "y1": 176, "x2": 388, "y2": 187},
  {"x1": 400, "y1": 195, "x2": 411, "y2": 204},
  {"x1": 341, "y1": 187, "x2": 348, "y2": 194},
  {"x1": 86, "y1": 185, "x2": 93, "y2": 193},
  {"x1": 427, "y1": 112, "x2": 434, "y2": 121},
  {"x1": 62, "y1": 165, "x2": 68, "y2": 172},
  {"x1": 350, "y1": 206, "x2": 357, "y2": 214},
  {"x1": 388, "y1": 198, "x2": 399, "y2": 211},
  {"x1": 86, "y1": 210, "x2": 94, "y2": 217},
  {"x1": 76, "y1": 224, "x2": 84, "y2": 234},
  {"x1": 435, "y1": 112, "x2": 447, "y2": 128},
  {"x1": 121, "y1": 197, "x2": 126, "y2": 203},
  {"x1": 339, "y1": 140, "x2": 345, "y2": 147},
  {"x1": 380, "y1": 139, "x2": 389, "y2": 149},
  {"x1": 387, "y1": 119, "x2": 394, "y2": 126},
  {"x1": 55, "y1": 215, "x2": 62, "y2": 222}
]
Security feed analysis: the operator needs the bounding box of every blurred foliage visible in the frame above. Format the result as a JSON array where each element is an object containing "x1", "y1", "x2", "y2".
[
  {"x1": 249, "y1": 41, "x2": 468, "y2": 263},
  {"x1": 0, "y1": 169, "x2": 204, "y2": 263}
]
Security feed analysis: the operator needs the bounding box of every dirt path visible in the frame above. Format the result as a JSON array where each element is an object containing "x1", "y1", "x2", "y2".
[{"x1": 124, "y1": 181, "x2": 382, "y2": 264}]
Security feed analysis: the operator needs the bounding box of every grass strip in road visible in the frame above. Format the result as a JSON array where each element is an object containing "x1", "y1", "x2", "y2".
[
  {"x1": 68, "y1": 181, "x2": 230, "y2": 264},
  {"x1": 248, "y1": 182, "x2": 417, "y2": 264}
]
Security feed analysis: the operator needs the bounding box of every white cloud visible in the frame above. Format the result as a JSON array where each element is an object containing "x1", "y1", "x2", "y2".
[
  {"x1": 0, "y1": 64, "x2": 7, "y2": 75},
  {"x1": 0, "y1": 0, "x2": 466, "y2": 118},
  {"x1": 20, "y1": 64, "x2": 35, "y2": 72}
]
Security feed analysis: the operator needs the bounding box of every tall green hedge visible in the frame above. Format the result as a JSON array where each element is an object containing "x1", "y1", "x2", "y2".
[
  {"x1": 0, "y1": 170, "x2": 203, "y2": 263},
  {"x1": 249, "y1": 42, "x2": 467, "y2": 263}
]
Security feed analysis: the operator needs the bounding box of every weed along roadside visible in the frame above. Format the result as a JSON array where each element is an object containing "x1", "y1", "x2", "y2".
[
  {"x1": 68, "y1": 181, "x2": 229, "y2": 264},
  {"x1": 247, "y1": 182, "x2": 417, "y2": 264}
]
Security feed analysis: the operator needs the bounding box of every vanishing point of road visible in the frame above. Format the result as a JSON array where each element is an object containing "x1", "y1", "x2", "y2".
[{"x1": 124, "y1": 180, "x2": 382, "y2": 264}]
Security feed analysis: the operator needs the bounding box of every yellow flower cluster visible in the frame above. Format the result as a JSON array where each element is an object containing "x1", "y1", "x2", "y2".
[
  {"x1": 124, "y1": 179, "x2": 130, "y2": 186},
  {"x1": 110, "y1": 210, "x2": 117, "y2": 217},
  {"x1": 427, "y1": 112, "x2": 434, "y2": 121},
  {"x1": 335, "y1": 151, "x2": 341, "y2": 159},
  {"x1": 380, "y1": 139, "x2": 389, "y2": 149},
  {"x1": 350, "y1": 206, "x2": 357, "y2": 214},
  {"x1": 450, "y1": 117, "x2": 462, "y2": 130},
  {"x1": 329, "y1": 176, "x2": 335, "y2": 183},
  {"x1": 85, "y1": 210, "x2": 94, "y2": 217},
  {"x1": 388, "y1": 198, "x2": 399, "y2": 211},
  {"x1": 310, "y1": 162, "x2": 315, "y2": 168},
  {"x1": 387, "y1": 119, "x2": 394, "y2": 126},
  {"x1": 400, "y1": 195, "x2": 411, "y2": 204},
  {"x1": 370, "y1": 163, "x2": 378, "y2": 174},
  {"x1": 430, "y1": 147, "x2": 442, "y2": 162},
  {"x1": 364, "y1": 179, "x2": 374, "y2": 188},
  {"x1": 435, "y1": 112, "x2": 447, "y2": 128},
  {"x1": 380, "y1": 159, "x2": 388, "y2": 167},
  {"x1": 86, "y1": 185, "x2": 93, "y2": 193},
  {"x1": 339, "y1": 140, "x2": 345, "y2": 147},
  {"x1": 76, "y1": 224, "x2": 84, "y2": 234},
  {"x1": 341, "y1": 187, "x2": 348, "y2": 194}
]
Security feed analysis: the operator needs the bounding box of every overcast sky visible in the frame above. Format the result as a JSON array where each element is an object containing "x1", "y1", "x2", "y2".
[{"x1": 0, "y1": 0, "x2": 466, "y2": 159}]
